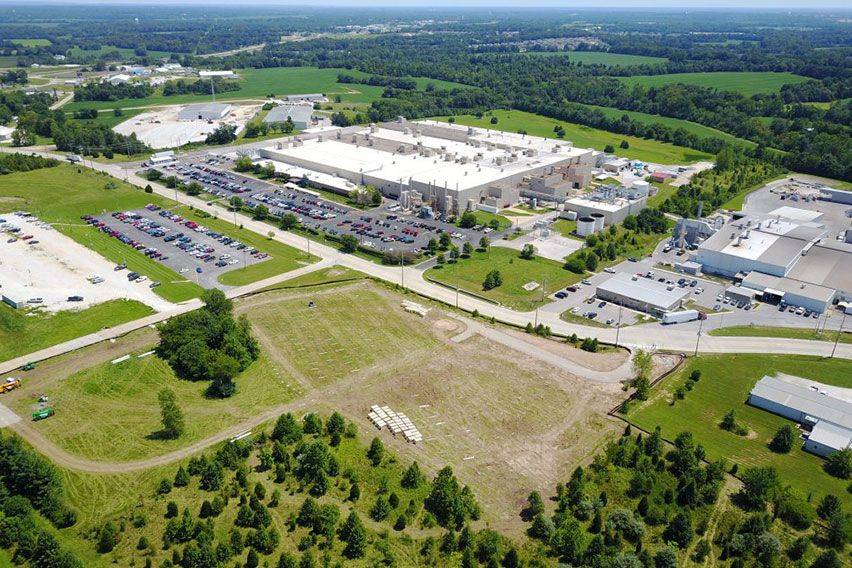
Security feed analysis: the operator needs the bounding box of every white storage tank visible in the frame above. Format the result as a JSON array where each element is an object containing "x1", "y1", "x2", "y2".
[
  {"x1": 577, "y1": 216, "x2": 597, "y2": 237},
  {"x1": 631, "y1": 179, "x2": 650, "y2": 197},
  {"x1": 591, "y1": 212, "x2": 605, "y2": 232}
]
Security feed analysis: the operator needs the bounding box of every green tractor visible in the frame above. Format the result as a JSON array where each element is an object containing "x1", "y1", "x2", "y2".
[
  {"x1": 21, "y1": 362, "x2": 37, "y2": 371},
  {"x1": 32, "y1": 407, "x2": 54, "y2": 421}
]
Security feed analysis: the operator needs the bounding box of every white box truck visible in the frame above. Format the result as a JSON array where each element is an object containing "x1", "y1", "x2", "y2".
[{"x1": 661, "y1": 309, "x2": 702, "y2": 325}]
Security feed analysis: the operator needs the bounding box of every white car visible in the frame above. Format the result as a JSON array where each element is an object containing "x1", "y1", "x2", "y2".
[{"x1": 604, "y1": 267, "x2": 616, "y2": 274}]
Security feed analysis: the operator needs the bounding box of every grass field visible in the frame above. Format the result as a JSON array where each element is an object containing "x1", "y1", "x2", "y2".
[
  {"x1": 68, "y1": 108, "x2": 145, "y2": 129},
  {"x1": 647, "y1": 180, "x2": 679, "y2": 208},
  {"x1": 242, "y1": 283, "x2": 440, "y2": 387},
  {"x1": 64, "y1": 67, "x2": 470, "y2": 112},
  {"x1": 67, "y1": 45, "x2": 173, "y2": 61},
  {"x1": 462, "y1": 210, "x2": 512, "y2": 231},
  {"x1": 709, "y1": 325, "x2": 852, "y2": 344},
  {"x1": 579, "y1": 103, "x2": 755, "y2": 147},
  {"x1": 617, "y1": 72, "x2": 811, "y2": 97},
  {"x1": 522, "y1": 50, "x2": 667, "y2": 66},
  {"x1": 625, "y1": 354, "x2": 852, "y2": 506},
  {"x1": 0, "y1": 299, "x2": 153, "y2": 362},
  {"x1": 441, "y1": 110, "x2": 712, "y2": 165},
  {"x1": 10, "y1": 345, "x2": 301, "y2": 462},
  {"x1": 425, "y1": 246, "x2": 581, "y2": 311},
  {"x1": 552, "y1": 218, "x2": 578, "y2": 237},
  {"x1": 721, "y1": 172, "x2": 787, "y2": 211},
  {"x1": 9, "y1": 38, "x2": 52, "y2": 47}
]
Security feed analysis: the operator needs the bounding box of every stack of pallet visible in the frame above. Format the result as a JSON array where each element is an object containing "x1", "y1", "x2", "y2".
[
  {"x1": 368, "y1": 405, "x2": 423, "y2": 444},
  {"x1": 401, "y1": 300, "x2": 429, "y2": 317}
]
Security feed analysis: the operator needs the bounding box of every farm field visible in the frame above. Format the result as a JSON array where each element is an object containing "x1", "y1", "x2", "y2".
[
  {"x1": 709, "y1": 325, "x2": 852, "y2": 345},
  {"x1": 67, "y1": 44, "x2": 173, "y2": 60},
  {"x1": 425, "y1": 246, "x2": 581, "y2": 311},
  {"x1": 440, "y1": 110, "x2": 712, "y2": 164},
  {"x1": 624, "y1": 353, "x2": 852, "y2": 506},
  {"x1": 522, "y1": 50, "x2": 667, "y2": 66},
  {"x1": 578, "y1": 103, "x2": 756, "y2": 147},
  {"x1": 64, "y1": 66, "x2": 470, "y2": 112},
  {"x1": 0, "y1": 299, "x2": 153, "y2": 362},
  {"x1": 617, "y1": 71, "x2": 811, "y2": 97}
]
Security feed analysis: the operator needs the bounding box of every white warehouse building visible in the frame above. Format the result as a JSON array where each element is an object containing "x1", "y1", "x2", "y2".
[
  {"x1": 749, "y1": 374, "x2": 852, "y2": 457},
  {"x1": 178, "y1": 102, "x2": 232, "y2": 121}
]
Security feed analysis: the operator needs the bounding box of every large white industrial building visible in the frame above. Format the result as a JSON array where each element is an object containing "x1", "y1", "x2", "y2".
[
  {"x1": 264, "y1": 104, "x2": 315, "y2": 130},
  {"x1": 749, "y1": 374, "x2": 852, "y2": 457},
  {"x1": 258, "y1": 118, "x2": 595, "y2": 216},
  {"x1": 691, "y1": 207, "x2": 852, "y2": 312},
  {"x1": 178, "y1": 103, "x2": 231, "y2": 121},
  {"x1": 595, "y1": 272, "x2": 691, "y2": 316}
]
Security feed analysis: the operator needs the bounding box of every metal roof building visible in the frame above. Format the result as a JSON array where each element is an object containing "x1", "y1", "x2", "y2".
[
  {"x1": 264, "y1": 104, "x2": 314, "y2": 130},
  {"x1": 178, "y1": 102, "x2": 231, "y2": 121},
  {"x1": 740, "y1": 271, "x2": 837, "y2": 313},
  {"x1": 749, "y1": 374, "x2": 852, "y2": 457},
  {"x1": 595, "y1": 272, "x2": 690, "y2": 316}
]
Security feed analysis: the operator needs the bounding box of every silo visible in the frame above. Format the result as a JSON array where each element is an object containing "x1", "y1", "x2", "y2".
[
  {"x1": 591, "y1": 212, "x2": 605, "y2": 232},
  {"x1": 576, "y1": 216, "x2": 597, "y2": 237}
]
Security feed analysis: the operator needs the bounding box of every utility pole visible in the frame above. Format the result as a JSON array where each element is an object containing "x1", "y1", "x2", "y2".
[
  {"x1": 615, "y1": 301, "x2": 623, "y2": 348},
  {"x1": 694, "y1": 316, "x2": 705, "y2": 356},
  {"x1": 830, "y1": 312, "x2": 847, "y2": 359}
]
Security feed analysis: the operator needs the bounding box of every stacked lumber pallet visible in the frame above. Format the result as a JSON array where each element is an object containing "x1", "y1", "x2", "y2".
[{"x1": 368, "y1": 404, "x2": 423, "y2": 444}]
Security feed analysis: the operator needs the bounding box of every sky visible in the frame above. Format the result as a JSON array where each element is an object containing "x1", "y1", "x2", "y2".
[{"x1": 3, "y1": 0, "x2": 851, "y2": 7}]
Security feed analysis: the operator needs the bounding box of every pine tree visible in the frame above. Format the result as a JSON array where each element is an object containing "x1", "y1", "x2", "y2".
[{"x1": 340, "y1": 511, "x2": 368, "y2": 558}]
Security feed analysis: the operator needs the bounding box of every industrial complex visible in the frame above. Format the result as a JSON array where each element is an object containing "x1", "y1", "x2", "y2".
[{"x1": 258, "y1": 118, "x2": 596, "y2": 216}]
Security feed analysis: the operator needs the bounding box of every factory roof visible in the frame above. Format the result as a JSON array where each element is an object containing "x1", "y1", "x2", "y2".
[
  {"x1": 751, "y1": 375, "x2": 852, "y2": 430},
  {"x1": 565, "y1": 195, "x2": 636, "y2": 213},
  {"x1": 264, "y1": 104, "x2": 314, "y2": 124},
  {"x1": 768, "y1": 206, "x2": 824, "y2": 223},
  {"x1": 808, "y1": 420, "x2": 852, "y2": 452},
  {"x1": 596, "y1": 272, "x2": 690, "y2": 309},
  {"x1": 741, "y1": 271, "x2": 837, "y2": 303},
  {"x1": 259, "y1": 159, "x2": 358, "y2": 194},
  {"x1": 786, "y1": 242, "x2": 852, "y2": 293},
  {"x1": 698, "y1": 216, "x2": 826, "y2": 267},
  {"x1": 178, "y1": 102, "x2": 230, "y2": 120}
]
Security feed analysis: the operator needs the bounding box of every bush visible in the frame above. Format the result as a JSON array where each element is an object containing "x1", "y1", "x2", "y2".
[
  {"x1": 769, "y1": 424, "x2": 797, "y2": 453},
  {"x1": 824, "y1": 448, "x2": 852, "y2": 479}
]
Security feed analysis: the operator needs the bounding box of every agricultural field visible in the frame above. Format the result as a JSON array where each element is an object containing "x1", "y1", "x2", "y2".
[
  {"x1": 617, "y1": 71, "x2": 811, "y2": 97},
  {"x1": 624, "y1": 353, "x2": 852, "y2": 506},
  {"x1": 522, "y1": 50, "x2": 667, "y2": 66},
  {"x1": 63, "y1": 67, "x2": 470, "y2": 112},
  {"x1": 67, "y1": 44, "x2": 173, "y2": 60},
  {"x1": 709, "y1": 325, "x2": 852, "y2": 345},
  {"x1": 8, "y1": 38, "x2": 52, "y2": 47},
  {"x1": 441, "y1": 110, "x2": 713, "y2": 164},
  {"x1": 425, "y1": 246, "x2": 582, "y2": 311},
  {"x1": 0, "y1": 299, "x2": 153, "y2": 362},
  {"x1": 578, "y1": 103, "x2": 756, "y2": 147}
]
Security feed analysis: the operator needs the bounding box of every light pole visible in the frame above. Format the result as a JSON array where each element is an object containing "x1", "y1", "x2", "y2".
[
  {"x1": 830, "y1": 312, "x2": 847, "y2": 359},
  {"x1": 694, "y1": 316, "x2": 705, "y2": 357},
  {"x1": 615, "y1": 301, "x2": 623, "y2": 348}
]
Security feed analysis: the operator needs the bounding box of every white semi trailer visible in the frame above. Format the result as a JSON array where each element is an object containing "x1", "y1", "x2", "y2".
[{"x1": 661, "y1": 309, "x2": 702, "y2": 325}]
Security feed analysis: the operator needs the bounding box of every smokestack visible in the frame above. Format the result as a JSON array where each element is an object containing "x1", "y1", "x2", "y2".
[{"x1": 696, "y1": 200, "x2": 703, "y2": 221}]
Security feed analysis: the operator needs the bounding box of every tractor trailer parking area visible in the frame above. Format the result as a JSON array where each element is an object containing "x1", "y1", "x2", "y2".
[
  {"x1": 0, "y1": 212, "x2": 171, "y2": 312},
  {"x1": 152, "y1": 158, "x2": 505, "y2": 255},
  {"x1": 87, "y1": 204, "x2": 271, "y2": 289}
]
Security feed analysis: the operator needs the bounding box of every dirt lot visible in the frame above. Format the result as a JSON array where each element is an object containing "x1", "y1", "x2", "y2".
[{"x1": 0, "y1": 214, "x2": 172, "y2": 312}]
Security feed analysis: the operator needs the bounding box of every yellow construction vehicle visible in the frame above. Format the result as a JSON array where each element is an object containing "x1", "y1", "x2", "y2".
[{"x1": 0, "y1": 377, "x2": 21, "y2": 394}]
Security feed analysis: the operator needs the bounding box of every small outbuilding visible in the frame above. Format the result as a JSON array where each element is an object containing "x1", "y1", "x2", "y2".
[{"x1": 595, "y1": 272, "x2": 690, "y2": 316}]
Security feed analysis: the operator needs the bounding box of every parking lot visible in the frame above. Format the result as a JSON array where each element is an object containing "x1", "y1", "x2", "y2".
[
  {"x1": 87, "y1": 205, "x2": 270, "y2": 289},
  {"x1": 152, "y1": 156, "x2": 507, "y2": 255}
]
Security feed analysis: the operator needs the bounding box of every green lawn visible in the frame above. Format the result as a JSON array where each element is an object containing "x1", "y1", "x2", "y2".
[
  {"x1": 67, "y1": 108, "x2": 145, "y2": 129},
  {"x1": 552, "y1": 218, "x2": 578, "y2": 237},
  {"x1": 625, "y1": 354, "x2": 852, "y2": 506},
  {"x1": 578, "y1": 103, "x2": 755, "y2": 148},
  {"x1": 11, "y1": 346, "x2": 302, "y2": 462},
  {"x1": 647, "y1": 180, "x2": 679, "y2": 208},
  {"x1": 461, "y1": 210, "x2": 512, "y2": 231},
  {"x1": 0, "y1": 165, "x2": 203, "y2": 303},
  {"x1": 425, "y1": 246, "x2": 581, "y2": 311},
  {"x1": 64, "y1": 67, "x2": 470, "y2": 112},
  {"x1": 441, "y1": 110, "x2": 712, "y2": 165},
  {"x1": 522, "y1": 51, "x2": 667, "y2": 67},
  {"x1": 709, "y1": 325, "x2": 852, "y2": 345},
  {"x1": 617, "y1": 72, "x2": 811, "y2": 97},
  {"x1": 9, "y1": 39, "x2": 52, "y2": 47},
  {"x1": 0, "y1": 300, "x2": 153, "y2": 362}
]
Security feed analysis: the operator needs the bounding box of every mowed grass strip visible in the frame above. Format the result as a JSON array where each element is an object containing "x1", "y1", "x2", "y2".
[
  {"x1": 439, "y1": 110, "x2": 712, "y2": 164},
  {"x1": 64, "y1": 66, "x2": 470, "y2": 111},
  {"x1": 0, "y1": 299, "x2": 153, "y2": 362},
  {"x1": 0, "y1": 165, "x2": 204, "y2": 303},
  {"x1": 709, "y1": 325, "x2": 852, "y2": 344},
  {"x1": 425, "y1": 246, "x2": 581, "y2": 311},
  {"x1": 617, "y1": 71, "x2": 811, "y2": 97},
  {"x1": 625, "y1": 354, "x2": 852, "y2": 506},
  {"x1": 243, "y1": 284, "x2": 439, "y2": 387},
  {"x1": 12, "y1": 349, "x2": 301, "y2": 462}
]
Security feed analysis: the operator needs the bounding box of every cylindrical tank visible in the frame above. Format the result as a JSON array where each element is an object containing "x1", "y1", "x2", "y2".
[
  {"x1": 591, "y1": 212, "x2": 605, "y2": 232},
  {"x1": 577, "y1": 216, "x2": 597, "y2": 237}
]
